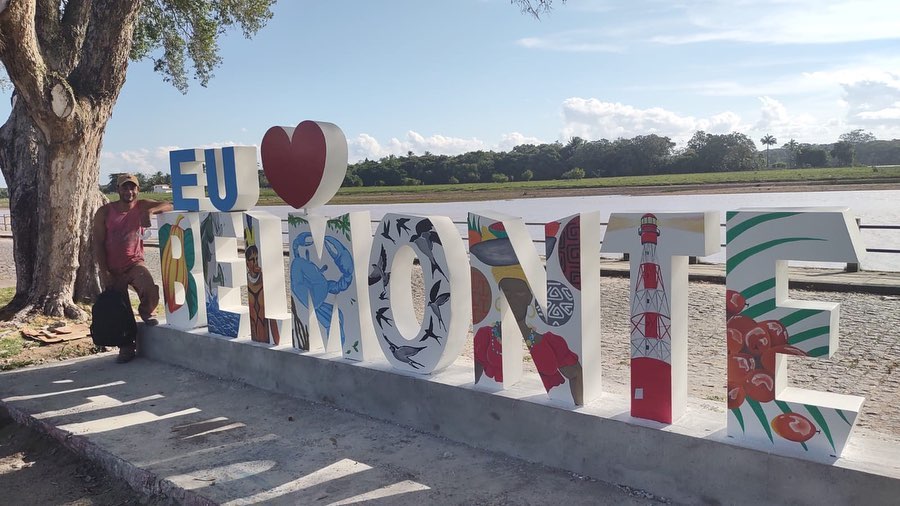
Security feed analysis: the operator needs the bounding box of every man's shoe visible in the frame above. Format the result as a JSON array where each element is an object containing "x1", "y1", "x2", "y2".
[
  {"x1": 116, "y1": 346, "x2": 136, "y2": 363},
  {"x1": 143, "y1": 317, "x2": 159, "y2": 327}
]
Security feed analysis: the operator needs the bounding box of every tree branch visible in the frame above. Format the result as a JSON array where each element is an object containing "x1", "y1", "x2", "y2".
[
  {"x1": 60, "y1": 0, "x2": 91, "y2": 71},
  {"x1": 0, "y1": 0, "x2": 49, "y2": 119},
  {"x1": 68, "y1": 0, "x2": 141, "y2": 100}
]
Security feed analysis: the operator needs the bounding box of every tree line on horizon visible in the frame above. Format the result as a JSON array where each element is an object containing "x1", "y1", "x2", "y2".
[{"x1": 340, "y1": 129, "x2": 900, "y2": 188}]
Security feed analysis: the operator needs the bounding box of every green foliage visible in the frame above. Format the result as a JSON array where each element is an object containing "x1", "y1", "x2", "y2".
[
  {"x1": 561, "y1": 167, "x2": 585, "y2": 179},
  {"x1": 491, "y1": 173, "x2": 510, "y2": 183},
  {"x1": 131, "y1": 1, "x2": 276, "y2": 93},
  {"x1": 839, "y1": 129, "x2": 876, "y2": 145},
  {"x1": 798, "y1": 146, "x2": 829, "y2": 168},
  {"x1": 831, "y1": 141, "x2": 854, "y2": 166}
]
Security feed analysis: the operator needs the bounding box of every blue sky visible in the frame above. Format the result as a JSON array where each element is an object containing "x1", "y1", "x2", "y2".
[{"x1": 3, "y1": 0, "x2": 900, "y2": 186}]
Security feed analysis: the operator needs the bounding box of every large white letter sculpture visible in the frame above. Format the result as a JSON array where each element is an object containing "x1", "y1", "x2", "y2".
[
  {"x1": 199, "y1": 212, "x2": 250, "y2": 338},
  {"x1": 261, "y1": 120, "x2": 379, "y2": 359},
  {"x1": 287, "y1": 213, "x2": 377, "y2": 360},
  {"x1": 601, "y1": 212, "x2": 719, "y2": 422},
  {"x1": 468, "y1": 211, "x2": 601, "y2": 406},
  {"x1": 159, "y1": 212, "x2": 206, "y2": 330},
  {"x1": 244, "y1": 211, "x2": 292, "y2": 345},
  {"x1": 725, "y1": 208, "x2": 864, "y2": 458},
  {"x1": 368, "y1": 214, "x2": 471, "y2": 374}
]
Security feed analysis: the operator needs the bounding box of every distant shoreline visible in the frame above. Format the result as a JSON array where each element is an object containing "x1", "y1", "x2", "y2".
[
  {"x1": 1, "y1": 179, "x2": 898, "y2": 209},
  {"x1": 327, "y1": 179, "x2": 900, "y2": 205}
]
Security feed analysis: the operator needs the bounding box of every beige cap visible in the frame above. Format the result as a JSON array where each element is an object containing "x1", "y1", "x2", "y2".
[{"x1": 117, "y1": 173, "x2": 139, "y2": 188}]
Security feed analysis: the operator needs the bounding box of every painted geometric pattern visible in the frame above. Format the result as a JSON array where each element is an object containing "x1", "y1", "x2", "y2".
[{"x1": 533, "y1": 280, "x2": 574, "y2": 327}]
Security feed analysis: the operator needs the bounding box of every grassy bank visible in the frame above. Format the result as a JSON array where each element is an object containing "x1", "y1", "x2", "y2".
[{"x1": 2, "y1": 165, "x2": 898, "y2": 209}]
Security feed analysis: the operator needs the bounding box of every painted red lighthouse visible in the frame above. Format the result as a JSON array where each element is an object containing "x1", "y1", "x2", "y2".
[{"x1": 630, "y1": 213, "x2": 673, "y2": 422}]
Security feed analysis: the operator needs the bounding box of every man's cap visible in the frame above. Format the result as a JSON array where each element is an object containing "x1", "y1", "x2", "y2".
[{"x1": 117, "y1": 174, "x2": 139, "y2": 188}]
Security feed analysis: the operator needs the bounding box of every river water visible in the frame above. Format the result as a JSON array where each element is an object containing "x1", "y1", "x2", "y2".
[
  {"x1": 1, "y1": 189, "x2": 896, "y2": 271},
  {"x1": 263, "y1": 189, "x2": 900, "y2": 272}
]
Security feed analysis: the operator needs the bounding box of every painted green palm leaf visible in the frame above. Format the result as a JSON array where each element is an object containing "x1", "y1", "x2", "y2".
[
  {"x1": 731, "y1": 407, "x2": 745, "y2": 433},
  {"x1": 727, "y1": 237, "x2": 825, "y2": 274},
  {"x1": 327, "y1": 215, "x2": 352, "y2": 240},
  {"x1": 187, "y1": 276, "x2": 198, "y2": 318},
  {"x1": 742, "y1": 298, "x2": 777, "y2": 319},
  {"x1": 183, "y1": 228, "x2": 195, "y2": 269},
  {"x1": 741, "y1": 277, "x2": 776, "y2": 301},
  {"x1": 727, "y1": 212, "x2": 801, "y2": 243},
  {"x1": 159, "y1": 223, "x2": 171, "y2": 251},
  {"x1": 805, "y1": 404, "x2": 836, "y2": 452},
  {"x1": 837, "y1": 409, "x2": 852, "y2": 426},
  {"x1": 287, "y1": 215, "x2": 309, "y2": 228},
  {"x1": 746, "y1": 398, "x2": 774, "y2": 443},
  {"x1": 789, "y1": 326, "x2": 830, "y2": 345}
]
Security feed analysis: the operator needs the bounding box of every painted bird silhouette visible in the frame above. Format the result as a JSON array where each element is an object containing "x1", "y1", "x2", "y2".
[
  {"x1": 380, "y1": 221, "x2": 396, "y2": 245},
  {"x1": 427, "y1": 280, "x2": 451, "y2": 329},
  {"x1": 382, "y1": 335, "x2": 426, "y2": 369},
  {"x1": 396, "y1": 217, "x2": 411, "y2": 236},
  {"x1": 375, "y1": 306, "x2": 393, "y2": 329},
  {"x1": 410, "y1": 219, "x2": 447, "y2": 280},
  {"x1": 368, "y1": 245, "x2": 390, "y2": 300},
  {"x1": 419, "y1": 316, "x2": 442, "y2": 344}
]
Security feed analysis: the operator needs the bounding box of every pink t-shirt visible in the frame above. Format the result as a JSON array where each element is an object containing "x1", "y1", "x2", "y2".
[{"x1": 104, "y1": 204, "x2": 145, "y2": 273}]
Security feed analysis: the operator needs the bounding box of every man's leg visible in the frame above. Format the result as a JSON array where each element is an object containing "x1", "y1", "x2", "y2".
[
  {"x1": 126, "y1": 262, "x2": 160, "y2": 325},
  {"x1": 108, "y1": 273, "x2": 137, "y2": 363}
]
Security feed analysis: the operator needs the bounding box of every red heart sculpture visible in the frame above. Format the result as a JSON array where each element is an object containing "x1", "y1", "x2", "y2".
[{"x1": 261, "y1": 121, "x2": 328, "y2": 209}]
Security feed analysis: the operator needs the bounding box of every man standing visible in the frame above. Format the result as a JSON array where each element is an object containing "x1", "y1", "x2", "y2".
[{"x1": 93, "y1": 174, "x2": 172, "y2": 362}]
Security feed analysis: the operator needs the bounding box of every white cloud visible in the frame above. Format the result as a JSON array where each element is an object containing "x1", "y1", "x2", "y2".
[
  {"x1": 349, "y1": 131, "x2": 486, "y2": 161},
  {"x1": 498, "y1": 132, "x2": 544, "y2": 150},
  {"x1": 518, "y1": 1, "x2": 900, "y2": 55},
  {"x1": 559, "y1": 98, "x2": 743, "y2": 144},
  {"x1": 648, "y1": 1, "x2": 900, "y2": 45},
  {"x1": 516, "y1": 31, "x2": 622, "y2": 52},
  {"x1": 99, "y1": 141, "x2": 250, "y2": 184}
]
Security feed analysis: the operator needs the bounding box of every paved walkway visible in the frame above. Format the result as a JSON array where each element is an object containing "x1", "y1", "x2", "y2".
[{"x1": 0, "y1": 355, "x2": 665, "y2": 505}]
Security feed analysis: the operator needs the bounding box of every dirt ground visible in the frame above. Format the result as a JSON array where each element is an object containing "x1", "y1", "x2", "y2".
[{"x1": 0, "y1": 412, "x2": 149, "y2": 505}]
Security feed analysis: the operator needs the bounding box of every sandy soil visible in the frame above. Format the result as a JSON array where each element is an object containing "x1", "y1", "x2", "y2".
[{"x1": 0, "y1": 412, "x2": 149, "y2": 505}]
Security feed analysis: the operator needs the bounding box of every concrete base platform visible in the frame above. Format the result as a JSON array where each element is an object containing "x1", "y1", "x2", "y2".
[{"x1": 135, "y1": 325, "x2": 900, "y2": 505}]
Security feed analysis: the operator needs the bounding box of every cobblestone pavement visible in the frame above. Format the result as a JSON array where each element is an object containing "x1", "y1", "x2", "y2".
[{"x1": 2, "y1": 238, "x2": 898, "y2": 436}]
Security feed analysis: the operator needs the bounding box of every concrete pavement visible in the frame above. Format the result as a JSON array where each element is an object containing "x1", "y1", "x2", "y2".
[{"x1": 0, "y1": 354, "x2": 664, "y2": 505}]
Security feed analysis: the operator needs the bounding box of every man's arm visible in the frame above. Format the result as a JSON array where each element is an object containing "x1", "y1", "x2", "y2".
[
  {"x1": 138, "y1": 199, "x2": 174, "y2": 227},
  {"x1": 92, "y1": 205, "x2": 111, "y2": 288}
]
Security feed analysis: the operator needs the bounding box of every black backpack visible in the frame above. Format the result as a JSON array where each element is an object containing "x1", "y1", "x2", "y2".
[{"x1": 90, "y1": 289, "x2": 137, "y2": 347}]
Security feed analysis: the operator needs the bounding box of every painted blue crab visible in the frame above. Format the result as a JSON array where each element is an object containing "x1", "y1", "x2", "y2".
[{"x1": 290, "y1": 232, "x2": 355, "y2": 345}]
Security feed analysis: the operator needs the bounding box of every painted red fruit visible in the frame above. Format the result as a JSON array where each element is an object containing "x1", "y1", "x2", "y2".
[
  {"x1": 759, "y1": 320, "x2": 789, "y2": 348},
  {"x1": 743, "y1": 370, "x2": 776, "y2": 403},
  {"x1": 727, "y1": 315, "x2": 757, "y2": 335},
  {"x1": 761, "y1": 345, "x2": 808, "y2": 374},
  {"x1": 727, "y1": 327, "x2": 745, "y2": 355},
  {"x1": 726, "y1": 290, "x2": 746, "y2": 317},
  {"x1": 728, "y1": 353, "x2": 756, "y2": 382},
  {"x1": 744, "y1": 324, "x2": 772, "y2": 356},
  {"x1": 727, "y1": 381, "x2": 745, "y2": 409},
  {"x1": 771, "y1": 412, "x2": 817, "y2": 443}
]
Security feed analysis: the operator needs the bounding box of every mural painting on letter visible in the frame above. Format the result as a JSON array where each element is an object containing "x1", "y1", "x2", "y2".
[
  {"x1": 200, "y1": 212, "x2": 249, "y2": 339},
  {"x1": 368, "y1": 214, "x2": 471, "y2": 374},
  {"x1": 262, "y1": 120, "x2": 380, "y2": 360},
  {"x1": 287, "y1": 212, "x2": 377, "y2": 360},
  {"x1": 159, "y1": 211, "x2": 206, "y2": 330},
  {"x1": 468, "y1": 211, "x2": 601, "y2": 407},
  {"x1": 725, "y1": 208, "x2": 865, "y2": 458},
  {"x1": 601, "y1": 212, "x2": 719, "y2": 423},
  {"x1": 243, "y1": 211, "x2": 292, "y2": 345}
]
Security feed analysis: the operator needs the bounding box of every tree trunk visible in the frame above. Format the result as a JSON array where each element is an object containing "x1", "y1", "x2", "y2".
[{"x1": 0, "y1": 101, "x2": 105, "y2": 321}]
